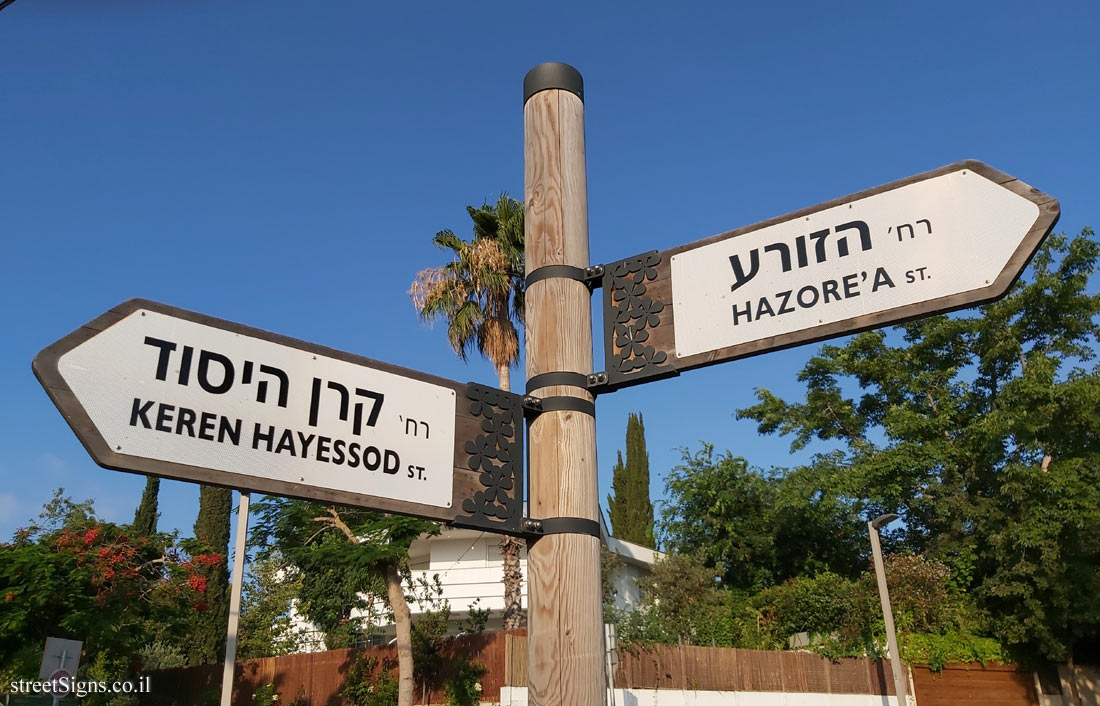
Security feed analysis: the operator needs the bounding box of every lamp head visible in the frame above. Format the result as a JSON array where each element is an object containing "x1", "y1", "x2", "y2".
[{"x1": 871, "y1": 513, "x2": 899, "y2": 530}]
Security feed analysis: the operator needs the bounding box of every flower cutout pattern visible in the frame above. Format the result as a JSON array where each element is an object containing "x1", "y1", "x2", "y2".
[
  {"x1": 609, "y1": 252, "x2": 669, "y2": 375},
  {"x1": 459, "y1": 383, "x2": 523, "y2": 530}
]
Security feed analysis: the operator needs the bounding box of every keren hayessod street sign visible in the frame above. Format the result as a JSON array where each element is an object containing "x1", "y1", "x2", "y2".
[
  {"x1": 33, "y1": 299, "x2": 523, "y2": 533},
  {"x1": 600, "y1": 160, "x2": 1059, "y2": 390}
]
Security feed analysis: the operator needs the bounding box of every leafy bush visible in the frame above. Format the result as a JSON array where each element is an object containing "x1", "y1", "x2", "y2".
[
  {"x1": 616, "y1": 553, "x2": 733, "y2": 646},
  {"x1": 900, "y1": 631, "x2": 1007, "y2": 672},
  {"x1": 730, "y1": 553, "x2": 996, "y2": 661},
  {"x1": 251, "y1": 683, "x2": 278, "y2": 706},
  {"x1": 443, "y1": 657, "x2": 486, "y2": 706},
  {"x1": 138, "y1": 640, "x2": 187, "y2": 670},
  {"x1": 341, "y1": 655, "x2": 399, "y2": 706},
  {"x1": 754, "y1": 571, "x2": 855, "y2": 639},
  {"x1": 846, "y1": 554, "x2": 990, "y2": 641}
]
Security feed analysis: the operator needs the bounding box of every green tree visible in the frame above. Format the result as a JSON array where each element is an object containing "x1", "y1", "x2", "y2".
[
  {"x1": 659, "y1": 444, "x2": 777, "y2": 589},
  {"x1": 979, "y1": 455, "x2": 1100, "y2": 664},
  {"x1": 737, "y1": 228, "x2": 1100, "y2": 661},
  {"x1": 0, "y1": 490, "x2": 198, "y2": 697},
  {"x1": 600, "y1": 545, "x2": 624, "y2": 611},
  {"x1": 745, "y1": 555, "x2": 1002, "y2": 667},
  {"x1": 186, "y1": 485, "x2": 232, "y2": 665},
  {"x1": 660, "y1": 443, "x2": 867, "y2": 590},
  {"x1": 852, "y1": 554, "x2": 978, "y2": 636},
  {"x1": 237, "y1": 552, "x2": 304, "y2": 659},
  {"x1": 768, "y1": 458, "x2": 867, "y2": 581},
  {"x1": 410, "y1": 194, "x2": 527, "y2": 628},
  {"x1": 410, "y1": 194, "x2": 524, "y2": 392},
  {"x1": 251, "y1": 498, "x2": 439, "y2": 706},
  {"x1": 131, "y1": 476, "x2": 160, "y2": 537},
  {"x1": 409, "y1": 574, "x2": 452, "y2": 704},
  {"x1": 753, "y1": 571, "x2": 856, "y2": 644},
  {"x1": 616, "y1": 553, "x2": 731, "y2": 646},
  {"x1": 608, "y1": 412, "x2": 655, "y2": 547}
]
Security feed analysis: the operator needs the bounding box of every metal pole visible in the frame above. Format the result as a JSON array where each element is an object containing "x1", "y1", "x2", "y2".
[
  {"x1": 605, "y1": 623, "x2": 617, "y2": 706},
  {"x1": 220, "y1": 490, "x2": 251, "y2": 706},
  {"x1": 868, "y1": 520, "x2": 908, "y2": 705},
  {"x1": 523, "y1": 61, "x2": 604, "y2": 706}
]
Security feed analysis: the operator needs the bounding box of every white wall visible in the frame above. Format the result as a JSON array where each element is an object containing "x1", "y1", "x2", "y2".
[
  {"x1": 412, "y1": 534, "x2": 529, "y2": 614},
  {"x1": 612, "y1": 563, "x2": 646, "y2": 611},
  {"x1": 498, "y1": 687, "x2": 900, "y2": 706},
  {"x1": 341, "y1": 532, "x2": 529, "y2": 635},
  {"x1": 289, "y1": 528, "x2": 657, "y2": 647}
]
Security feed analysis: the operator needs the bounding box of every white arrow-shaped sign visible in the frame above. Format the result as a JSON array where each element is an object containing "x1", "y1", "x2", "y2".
[
  {"x1": 32, "y1": 300, "x2": 476, "y2": 520},
  {"x1": 600, "y1": 161, "x2": 1060, "y2": 388},
  {"x1": 672, "y1": 161, "x2": 1059, "y2": 358}
]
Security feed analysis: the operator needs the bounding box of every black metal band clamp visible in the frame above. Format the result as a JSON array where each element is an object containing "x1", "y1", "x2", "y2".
[
  {"x1": 525, "y1": 371, "x2": 608, "y2": 395},
  {"x1": 525, "y1": 264, "x2": 605, "y2": 291},
  {"x1": 522, "y1": 516, "x2": 601, "y2": 545},
  {"x1": 522, "y1": 394, "x2": 595, "y2": 418}
]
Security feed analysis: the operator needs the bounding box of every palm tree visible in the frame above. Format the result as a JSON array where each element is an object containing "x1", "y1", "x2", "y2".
[{"x1": 410, "y1": 193, "x2": 527, "y2": 629}]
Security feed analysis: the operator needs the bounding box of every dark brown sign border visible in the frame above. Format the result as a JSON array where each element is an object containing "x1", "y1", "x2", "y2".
[
  {"x1": 601, "y1": 160, "x2": 1060, "y2": 390},
  {"x1": 32, "y1": 298, "x2": 523, "y2": 532}
]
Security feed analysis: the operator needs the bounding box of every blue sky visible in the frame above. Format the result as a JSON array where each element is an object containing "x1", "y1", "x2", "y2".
[{"x1": 1, "y1": 0, "x2": 1097, "y2": 542}]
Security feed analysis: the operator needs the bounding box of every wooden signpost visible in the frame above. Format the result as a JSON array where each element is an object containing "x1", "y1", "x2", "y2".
[
  {"x1": 523, "y1": 62, "x2": 604, "y2": 706},
  {"x1": 32, "y1": 62, "x2": 1062, "y2": 706},
  {"x1": 519, "y1": 65, "x2": 1058, "y2": 706}
]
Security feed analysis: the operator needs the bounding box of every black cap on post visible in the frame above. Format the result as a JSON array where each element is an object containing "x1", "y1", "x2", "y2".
[{"x1": 523, "y1": 62, "x2": 584, "y2": 104}]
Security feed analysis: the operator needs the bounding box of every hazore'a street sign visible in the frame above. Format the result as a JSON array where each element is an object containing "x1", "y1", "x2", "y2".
[
  {"x1": 33, "y1": 299, "x2": 523, "y2": 532},
  {"x1": 600, "y1": 160, "x2": 1059, "y2": 389}
]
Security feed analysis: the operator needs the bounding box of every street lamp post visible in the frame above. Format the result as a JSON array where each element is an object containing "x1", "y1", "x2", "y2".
[{"x1": 869, "y1": 513, "x2": 909, "y2": 705}]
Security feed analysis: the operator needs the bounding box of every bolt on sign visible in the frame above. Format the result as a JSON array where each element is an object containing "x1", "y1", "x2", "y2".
[
  {"x1": 33, "y1": 299, "x2": 523, "y2": 533},
  {"x1": 600, "y1": 160, "x2": 1059, "y2": 390}
]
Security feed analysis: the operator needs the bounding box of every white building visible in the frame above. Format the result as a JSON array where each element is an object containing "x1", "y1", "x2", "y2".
[{"x1": 291, "y1": 514, "x2": 661, "y2": 649}]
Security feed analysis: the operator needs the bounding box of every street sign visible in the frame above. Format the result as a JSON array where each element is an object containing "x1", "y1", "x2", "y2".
[
  {"x1": 600, "y1": 160, "x2": 1059, "y2": 389},
  {"x1": 33, "y1": 299, "x2": 523, "y2": 532},
  {"x1": 39, "y1": 637, "x2": 82, "y2": 681},
  {"x1": 46, "y1": 671, "x2": 73, "y2": 697}
]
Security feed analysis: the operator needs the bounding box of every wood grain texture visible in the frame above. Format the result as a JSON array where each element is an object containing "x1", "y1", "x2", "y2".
[
  {"x1": 911, "y1": 663, "x2": 1039, "y2": 706},
  {"x1": 524, "y1": 86, "x2": 604, "y2": 706},
  {"x1": 560, "y1": 90, "x2": 590, "y2": 269},
  {"x1": 604, "y1": 160, "x2": 1060, "y2": 383},
  {"x1": 152, "y1": 630, "x2": 526, "y2": 705},
  {"x1": 594, "y1": 642, "x2": 903, "y2": 695},
  {"x1": 154, "y1": 635, "x2": 958, "y2": 703},
  {"x1": 524, "y1": 91, "x2": 563, "y2": 271}
]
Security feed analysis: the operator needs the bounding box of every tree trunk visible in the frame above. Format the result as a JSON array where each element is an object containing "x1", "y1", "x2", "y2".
[
  {"x1": 384, "y1": 563, "x2": 415, "y2": 706},
  {"x1": 1067, "y1": 647, "x2": 1082, "y2": 706},
  {"x1": 501, "y1": 536, "x2": 525, "y2": 628},
  {"x1": 496, "y1": 362, "x2": 525, "y2": 628}
]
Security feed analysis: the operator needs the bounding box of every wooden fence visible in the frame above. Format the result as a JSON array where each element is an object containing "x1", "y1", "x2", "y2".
[
  {"x1": 503, "y1": 636, "x2": 897, "y2": 696},
  {"x1": 148, "y1": 629, "x2": 522, "y2": 706},
  {"x1": 911, "y1": 662, "x2": 1039, "y2": 705},
  {"x1": 149, "y1": 630, "x2": 1056, "y2": 706}
]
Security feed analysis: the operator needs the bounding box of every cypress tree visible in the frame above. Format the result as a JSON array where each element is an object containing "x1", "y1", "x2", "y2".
[
  {"x1": 131, "y1": 476, "x2": 160, "y2": 537},
  {"x1": 608, "y1": 450, "x2": 627, "y2": 537},
  {"x1": 607, "y1": 413, "x2": 655, "y2": 547},
  {"x1": 187, "y1": 485, "x2": 232, "y2": 665}
]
